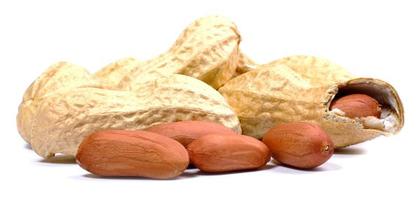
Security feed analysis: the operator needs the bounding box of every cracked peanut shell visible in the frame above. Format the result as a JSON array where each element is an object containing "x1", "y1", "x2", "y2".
[{"x1": 219, "y1": 55, "x2": 404, "y2": 147}]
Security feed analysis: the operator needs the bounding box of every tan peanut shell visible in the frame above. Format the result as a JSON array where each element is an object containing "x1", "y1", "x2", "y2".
[
  {"x1": 229, "y1": 54, "x2": 353, "y2": 81},
  {"x1": 17, "y1": 15, "x2": 244, "y2": 158},
  {"x1": 268, "y1": 55, "x2": 353, "y2": 84},
  {"x1": 94, "y1": 57, "x2": 142, "y2": 89},
  {"x1": 17, "y1": 62, "x2": 100, "y2": 143},
  {"x1": 232, "y1": 52, "x2": 257, "y2": 77},
  {"x1": 109, "y1": 15, "x2": 241, "y2": 89},
  {"x1": 219, "y1": 55, "x2": 404, "y2": 147},
  {"x1": 30, "y1": 74, "x2": 241, "y2": 158}
]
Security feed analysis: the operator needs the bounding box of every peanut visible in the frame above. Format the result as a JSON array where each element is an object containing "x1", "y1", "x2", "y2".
[
  {"x1": 330, "y1": 94, "x2": 381, "y2": 118},
  {"x1": 145, "y1": 120, "x2": 238, "y2": 147},
  {"x1": 17, "y1": 14, "x2": 405, "y2": 170},
  {"x1": 76, "y1": 130, "x2": 189, "y2": 179},
  {"x1": 17, "y1": 15, "x2": 244, "y2": 158},
  {"x1": 29, "y1": 74, "x2": 241, "y2": 158},
  {"x1": 16, "y1": 16, "x2": 264, "y2": 160},
  {"x1": 262, "y1": 122, "x2": 334, "y2": 169},
  {"x1": 232, "y1": 53, "x2": 257, "y2": 78},
  {"x1": 17, "y1": 62, "x2": 100, "y2": 143},
  {"x1": 187, "y1": 134, "x2": 270, "y2": 173},
  {"x1": 219, "y1": 55, "x2": 404, "y2": 147},
  {"x1": 94, "y1": 57, "x2": 142, "y2": 89},
  {"x1": 99, "y1": 16, "x2": 241, "y2": 89}
]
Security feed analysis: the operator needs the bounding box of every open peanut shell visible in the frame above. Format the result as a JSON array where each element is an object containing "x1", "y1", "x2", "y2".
[{"x1": 219, "y1": 55, "x2": 404, "y2": 148}]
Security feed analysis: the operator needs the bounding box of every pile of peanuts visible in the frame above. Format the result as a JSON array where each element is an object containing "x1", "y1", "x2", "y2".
[{"x1": 17, "y1": 16, "x2": 403, "y2": 179}]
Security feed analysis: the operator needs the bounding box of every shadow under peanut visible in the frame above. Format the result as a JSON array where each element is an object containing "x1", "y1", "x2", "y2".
[
  {"x1": 335, "y1": 146, "x2": 367, "y2": 155},
  {"x1": 82, "y1": 168, "x2": 205, "y2": 181},
  {"x1": 38, "y1": 154, "x2": 76, "y2": 164},
  {"x1": 270, "y1": 160, "x2": 342, "y2": 174},
  {"x1": 80, "y1": 164, "x2": 277, "y2": 180},
  {"x1": 81, "y1": 173, "x2": 168, "y2": 181},
  {"x1": 181, "y1": 163, "x2": 277, "y2": 178},
  {"x1": 24, "y1": 143, "x2": 32, "y2": 150},
  {"x1": 24, "y1": 143, "x2": 76, "y2": 164}
]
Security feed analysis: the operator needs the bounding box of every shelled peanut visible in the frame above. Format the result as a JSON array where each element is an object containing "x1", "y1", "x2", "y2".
[
  {"x1": 75, "y1": 121, "x2": 271, "y2": 177},
  {"x1": 76, "y1": 130, "x2": 189, "y2": 179},
  {"x1": 75, "y1": 121, "x2": 267, "y2": 177},
  {"x1": 330, "y1": 94, "x2": 381, "y2": 118},
  {"x1": 75, "y1": 121, "x2": 337, "y2": 178},
  {"x1": 263, "y1": 122, "x2": 334, "y2": 169},
  {"x1": 188, "y1": 134, "x2": 271, "y2": 173},
  {"x1": 145, "y1": 120, "x2": 238, "y2": 147}
]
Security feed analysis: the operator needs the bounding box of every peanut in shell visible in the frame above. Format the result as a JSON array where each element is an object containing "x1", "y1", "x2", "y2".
[
  {"x1": 219, "y1": 55, "x2": 404, "y2": 147},
  {"x1": 94, "y1": 57, "x2": 142, "y2": 89},
  {"x1": 30, "y1": 74, "x2": 241, "y2": 158},
  {"x1": 17, "y1": 62, "x2": 101, "y2": 143},
  {"x1": 111, "y1": 15, "x2": 241, "y2": 89}
]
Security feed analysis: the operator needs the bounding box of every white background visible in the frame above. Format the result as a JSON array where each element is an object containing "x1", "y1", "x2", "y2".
[{"x1": 1, "y1": 0, "x2": 415, "y2": 199}]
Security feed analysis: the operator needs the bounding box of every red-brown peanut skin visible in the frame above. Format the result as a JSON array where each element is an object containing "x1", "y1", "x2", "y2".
[
  {"x1": 145, "y1": 121, "x2": 238, "y2": 147},
  {"x1": 330, "y1": 94, "x2": 381, "y2": 118},
  {"x1": 76, "y1": 130, "x2": 189, "y2": 179},
  {"x1": 187, "y1": 134, "x2": 271, "y2": 173},
  {"x1": 262, "y1": 122, "x2": 334, "y2": 169}
]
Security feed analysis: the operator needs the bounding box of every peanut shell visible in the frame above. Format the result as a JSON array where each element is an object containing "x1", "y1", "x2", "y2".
[
  {"x1": 17, "y1": 62, "x2": 100, "y2": 143},
  {"x1": 31, "y1": 74, "x2": 241, "y2": 158},
  {"x1": 232, "y1": 52, "x2": 257, "y2": 77},
  {"x1": 219, "y1": 55, "x2": 404, "y2": 147},
  {"x1": 115, "y1": 15, "x2": 241, "y2": 89},
  {"x1": 94, "y1": 57, "x2": 142, "y2": 89}
]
